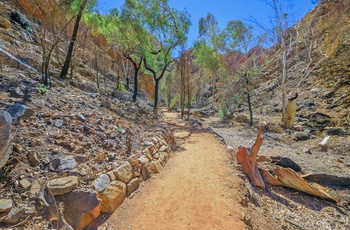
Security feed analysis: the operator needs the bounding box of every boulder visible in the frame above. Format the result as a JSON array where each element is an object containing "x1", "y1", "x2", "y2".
[
  {"x1": 92, "y1": 174, "x2": 110, "y2": 192},
  {"x1": 99, "y1": 180, "x2": 126, "y2": 213},
  {"x1": 48, "y1": 176, "x2": 78, "y2": 196},
  {"x1": 62, "y1": 189, "x2": 102, "y2": 230},
  {"x1": 0, "y1": 110, "x2": 12, "y2": 168},
  {"x1": 0, "y1": 199, "x2": 12, "y2": 212},
  {"x1": 141, "y1": 161, "x2": 160, "y2": 181},
  {"x1": 113, "y1": 162, "x2": 133, "y2": 183},
  {"x1": 7, "y1": 104, "x2": 34, "y2": 124},
  {"x1": 126, "y1": 178, "x2": 140, "y2": 197}
]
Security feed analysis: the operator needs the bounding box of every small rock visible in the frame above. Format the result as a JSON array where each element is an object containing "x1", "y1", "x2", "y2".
[
  {"x1": 77, "y1": 113, "x2": 87, "y2": 122},
  {"x1": 19, "y1": 178, "x2": 31, "y2": 189},
  {"x1": 326, "y1": 128, "x2": 345, "y2": 136},
  {"x1": 92, "y1": 174, "x2": 110, "y2": 192},
  {"x1": 0, "y1": 199, "x2": 13, "y2": 212},
  {"x1": 74, "y1": 146, "x2": 85, "y2": 155},
  {"x1": 50, "y1": 155, "x2": 77, "y2": 172},
  {"x1": 4, "y1": 206, "x2": 25, "y2": 224},
  {"x1": 144, "y1": 141, "x2": 153, "y2": 147},
  {"x1": 9, "y1": 87, "x2": 24, "y2": 98},
  {"x1": 293, "y1": 132, "x2": 311, "y2": 141},
  {"x1": 138, "y1": 155, "x2": 150, "y2": 165},
  {"x1": 141, "y1": 161, "x2": 160, "y2": 181},
  {"x1": 106, "y1": 170, "x2": 116, "y2": 181},
  {"x1": 47, "y1": 176, "x2": 78, "y2": 196},
  {"x1": 28, "y1": 152, "x2": 39, "y2": 166},
  {"x1": 69, "y1": 169, "x2": 80, "y2": 177},
  {"x1": 158, "y1": 145, "x2": 170, "y2": 153},
  {"x1": 127, "y1": 154, "x2": 140, "y2": 166},
  {"x1": 74, "y1": 154, "x2": 86, "y2": 163},
  {"x1": 126, "y1": 178, "x2": 140, "y2": 197},
  {"x1": 53, "y1": 119, "x2": 64, "y2": 128},
  {"x1": 7, "y1": 104, "x2": 34, "y2": 124}
]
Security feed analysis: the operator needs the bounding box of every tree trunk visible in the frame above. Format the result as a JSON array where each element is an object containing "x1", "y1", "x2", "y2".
[
  {"x1": 281, "y1": 49, "x2": 287, "y2": 115},
  {"x1": 60, "y1": 0, "x2": 88, "y2": 80},
  {"x1": 247, "y1": 92, "x2": 253, "y2": 127},
  {"x1": 245, "y1": 75, "x2": 253, "y2": 127},
  {"x1": 132, "y1": 67, "x2": 139, "y2": 102},
  {"x1": 154, "y1": 78, "x2": 160, "y2": 113}
]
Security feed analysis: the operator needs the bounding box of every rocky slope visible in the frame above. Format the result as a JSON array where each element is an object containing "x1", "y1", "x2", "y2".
[
  {"x1": 0, "y1": 0, "x2": 176, "y2": 228},
  {"x1": 251, "y1": 0, "x2": 350, "y2": 127}
]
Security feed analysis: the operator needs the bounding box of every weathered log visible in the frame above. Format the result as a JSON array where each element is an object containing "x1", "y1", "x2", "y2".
[
  {"x1": 273, "y1": 167, "x2": 340, "y2": 203},
  {"x1": 236, "y1": 128, "x2": 265, "y2": 188}
]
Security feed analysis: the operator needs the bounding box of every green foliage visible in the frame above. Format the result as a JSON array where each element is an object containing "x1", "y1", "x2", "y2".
[
  {"x1": 170, "y1": 93, "x2": 180, "y2": 108},
  {"x1": 116, "y1": 125, "x2": 123, "y2": 133},
  {"x1": 198, "y1": 13, "x2": 226, "y2": 52},
  {"x1": 225, "y1": 20, "x2": 253, "y2": 52},
  {"x1": 217, "y1": 105, "x2": 228, "y2": 118},
  {"x1": 38, "y1": 84, "x2": 47, "y2": 94},
  {"x1": 192, "y1": 40, "x2": 221, "y2": 73},
  {"x1": 116, "y1": 82, "x2": 125, "y2": 91}
]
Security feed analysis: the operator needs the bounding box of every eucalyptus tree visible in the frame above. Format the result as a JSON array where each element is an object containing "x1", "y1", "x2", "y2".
[
  {"x1": 119, "y1": 1, "x2": 148, "y2": 102},
  {"x1": 124, "y1": 0, "x2": 190, "y2": 112},
  {"x1": 225, "y1": 19, "x2": 258, "y2": 126}
]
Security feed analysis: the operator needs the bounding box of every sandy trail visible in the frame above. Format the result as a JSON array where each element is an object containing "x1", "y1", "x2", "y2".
[{"x1": 103, "y1": 112, "x2": 249, "y2": 229}]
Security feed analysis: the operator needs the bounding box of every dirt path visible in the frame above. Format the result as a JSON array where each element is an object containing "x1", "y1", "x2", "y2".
[{"x1": 100, "y1": 112, "x2": 275, "y2": 230}]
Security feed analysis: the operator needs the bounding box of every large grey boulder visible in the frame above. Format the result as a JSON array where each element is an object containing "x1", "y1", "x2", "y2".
[
  {"x1": 62, "y1": 189, "x2": 102, "y2": 230},
  {"x1": 0, "y1": 110, "x2": 12, "y2": 168},
  {"x1": 7, "y1": 103, "x2": 34, "y2": 124}
]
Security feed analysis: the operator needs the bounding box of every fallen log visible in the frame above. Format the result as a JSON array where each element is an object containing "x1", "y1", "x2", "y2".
[
  {"x1": 236, "y1": 128, "x2": 265, "y2": 188},
  {"x1": 273, "y1": 167, "x2": 340, "y2": 203}
]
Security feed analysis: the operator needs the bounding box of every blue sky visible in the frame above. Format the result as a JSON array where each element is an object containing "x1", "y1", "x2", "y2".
[{"x1": 97, "y1": 0, "x2": 317, "y2": 46}]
